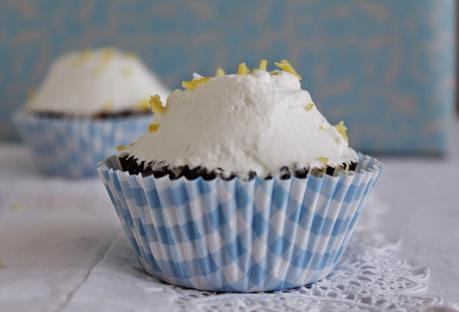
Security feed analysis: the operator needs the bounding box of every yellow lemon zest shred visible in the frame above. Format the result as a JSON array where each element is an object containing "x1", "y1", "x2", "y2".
[
  {"x1": 259, "y1": 59, "x2": 268, "y2": 71},
  {"x1": 100, "y1": 48, "x2": 114, "y2": 62},
  {"x1": 134, "y1": 99, "x2": 150, "y2": 111},
  {"x1": 215, "y1": 67, "x2": 225, "y2": 77},
  {"x1": 274, "y1": 59, "x2": 302, "y2": 80},
  {"x1": 149, "y1": 95, "x2": 166, "y2": 114},
  {"x1": 335, "y1": 121, "x2": 349, "y2": 142},
  {"x1": 102, "y1": 99, "x2": 113, "y2": 112},
  {"x1": 182, "y1": 80, "x2": 195, "y2": 90},
  {"x1": 182, "y1": 77, "x2": 210, "y2": 90},
  {"x1": 122, "y1": 67, "x2": 133, "y2": 77},
  {"x1": 95, "y1": 48, "x2": 114, "y2": 76},
  {"x1": 116, "y1": 145, "x2": 127, "y2": 152},
  {"x1": 237, "y1": 62, "x2": 249, "y2": 75},
  {"x1": 319, "y1": 157, "x2": 329, "y2": 166},
  {"x1": 73, "y1": 49, "x2": 92, "y2": 66},
  {"x1": 148, "y1": 123, "x2": 160, "y2": 133},
  {"x1": 304, "y1": 102, "x2": 314, "y2": 112}
]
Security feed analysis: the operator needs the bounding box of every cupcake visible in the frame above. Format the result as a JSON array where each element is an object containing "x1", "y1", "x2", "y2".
[
  {"x1": 14, "y1": 48, "x2": 169, "y2": 178},
  {"x1": 98, "y1": 60, "x2": 382, "y2": 292}
]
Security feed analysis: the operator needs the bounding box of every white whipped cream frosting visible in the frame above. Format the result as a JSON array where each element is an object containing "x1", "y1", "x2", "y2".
[
  {"x1": 25, "y1": 48, "x2": 170, "y2": 116},
  {"x1": 127, "y1": 70, "x2": 358, "y2": 177}
]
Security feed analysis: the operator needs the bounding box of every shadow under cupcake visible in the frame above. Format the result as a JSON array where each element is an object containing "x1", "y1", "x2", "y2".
[{"x1": 98, "y1": 60, "x2": 383, "y2": 292}]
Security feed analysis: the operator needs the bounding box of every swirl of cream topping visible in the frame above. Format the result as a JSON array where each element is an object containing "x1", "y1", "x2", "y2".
[{"x1": 126, "y1": 64, "x2": 357, "y2": 177}]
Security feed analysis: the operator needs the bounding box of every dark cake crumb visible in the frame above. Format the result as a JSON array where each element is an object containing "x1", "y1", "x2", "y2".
[
  {"x1": 118, "y1": 155, "x2": 358, "y2": 180},
  {"x1": 33, "y1": 110, "x2": 150, "y2": 120}
]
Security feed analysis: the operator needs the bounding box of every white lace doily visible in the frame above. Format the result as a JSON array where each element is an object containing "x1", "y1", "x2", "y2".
[
  {"x1": 60, "y1": 196, "x2": 458, "y2": 312},
  {"x1": 165, "y1": 198, "x2": 454, "y2": 312}
]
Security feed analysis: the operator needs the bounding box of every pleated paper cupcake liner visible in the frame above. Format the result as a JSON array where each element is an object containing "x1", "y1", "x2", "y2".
[
  {"x1": 14, "y1": 112, "x2": 151, "y2": 178},
  {"x1": 98, "y1": 153, "x2": 382, "y2": 292}
]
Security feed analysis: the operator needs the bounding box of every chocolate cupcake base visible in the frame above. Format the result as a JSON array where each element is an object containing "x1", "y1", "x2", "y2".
[
  {"x1": 32, "y1": 110, "x2": 150, "y2": 120},
  {"x1": 118, "y1": 155, "x2": 358, "y2": 181}
]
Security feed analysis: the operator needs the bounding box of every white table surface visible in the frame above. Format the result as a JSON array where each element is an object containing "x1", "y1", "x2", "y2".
[
  {"x1": 375, "y1": 125, "x2": 459, "y2": 303},
  {"x1": 0, "y1": 124, "x2": 458, "y2": 311}
]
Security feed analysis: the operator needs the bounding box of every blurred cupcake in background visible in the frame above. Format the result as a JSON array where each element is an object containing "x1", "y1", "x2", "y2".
[{"x1": 14, "y1": 48, "x2": 169, "y2": 178}]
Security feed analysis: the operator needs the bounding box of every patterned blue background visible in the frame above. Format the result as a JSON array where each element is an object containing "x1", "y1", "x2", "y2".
[{"x1": 0, "y1": 0, "x2": 455, "y2": 153}]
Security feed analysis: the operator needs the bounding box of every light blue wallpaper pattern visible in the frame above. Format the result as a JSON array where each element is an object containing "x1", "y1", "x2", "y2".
[{"x1": 0, "y1": 0, "x2": 455, "y2": 153}]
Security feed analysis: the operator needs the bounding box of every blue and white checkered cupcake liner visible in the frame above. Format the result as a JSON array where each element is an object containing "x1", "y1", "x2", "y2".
[
  {"x1": 98, "y1": 154, "x2": 382, "y2": 292},
  {"x1": 14, "y1": 112, "x2": 151, "y2": 178}
]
